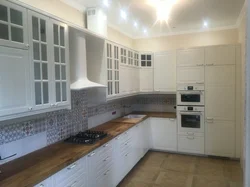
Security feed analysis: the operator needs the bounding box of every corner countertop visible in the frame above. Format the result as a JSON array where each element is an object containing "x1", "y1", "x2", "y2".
[{"x1": 0, "y1": 112, "x2": 176, "y2": 187}]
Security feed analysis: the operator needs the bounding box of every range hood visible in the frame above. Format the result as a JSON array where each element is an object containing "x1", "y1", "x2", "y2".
[{"x1": 69, "y1": 28, "x2": 106, "y2": 90}]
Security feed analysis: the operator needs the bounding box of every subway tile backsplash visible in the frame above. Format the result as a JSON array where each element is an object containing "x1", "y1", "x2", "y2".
[{"x1": 0, "y1": 91, "x2": 176, "y2": 164}]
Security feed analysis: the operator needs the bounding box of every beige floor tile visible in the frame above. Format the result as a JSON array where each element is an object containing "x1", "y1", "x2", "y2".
[
  {"x1": 130, "y1": 168, "x2": 160, "y2": 183},
  {"x1": 161, "y1": 159, "x2": 195, "y2": 173},
  {"x1": 230, "y1": 181, "x2": 243, "y2": 187},
  {"x1": 194, "y1": 162, "x2": 224, "y2": 177},
  {"x1": 155, "y1": 170, "x2": 190, "y2": 187},
  {"x1": 223, "y1": 165, "x2": 243, "y2": 182},
  {"x1": 167, "y1": 154, "x2": 197, "y2": 163},
  {"x1": 118, "y1": 180, "x2": 153, "y2": 187},
  {"x1": 191, "y1": 175, "x2": 230, "y2": 187}
]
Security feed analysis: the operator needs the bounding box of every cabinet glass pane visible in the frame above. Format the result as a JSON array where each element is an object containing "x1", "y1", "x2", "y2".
[
  {"x1": 141, "y1": 55, "x2": 145, "y2": 60},
  {"x1": 43, "y1": 82, "x2": 49, "y2": 104},
  {"x1": 61, "y1": 48, "x2": 65, "y2": 63},
  {"x1": 53, "y1": 24, "x2": 59, "y2": 45},
  {"x1": 0, "y1": 5, "x2": 8, "y2": 22},
  {"x1": 147, "y1": 55, "x2": 151, "y2": 60},
  {"x1": 61, "y1": 65, "x2": 66, "y2": 80},
  {"x1": 10, "y1": 8, "x2": 22, "y2": 26},
  {"x1": 32, "y1": 17, "x2": 39, "y2": 40},
  {"x1": 54, "y1": 47, "x2": 59, "y2": 62},
  {"x1": 11, "y1": 26, "x2": 23, "y2": 43},
  {"x1": 60, "y1": 26, "x2": 65, "y2": 46},
  {"x1": 62, "y1": 82, "x2": 67, "y2": 101},
  {"x1": 41, "y1": 44, "x2": 47, "y2": 61},
  {"x1": 55, "y1": 65, "x2": 60, "y2": 80},
  {"x1": 56, "y1": 82, "x2": 61, "y2": 102},
  {"x1": 33, "y1": 42, "x2": 40, "y2": 60},
  {"x1": 42, "y1": 63, "x2": 48, "y2": 80},
  {"x1": 0, "y1": 23, "x2": 9, "y2": 40},
  {"x1": 40, "y1": 19, "x2": 46, "y2": 42},
  {"x1": 147, "y1": 61, "x2": 151, "y2": 66},
  {"x1": 35, "y1": 82, "x2": 42, "y2": 105},
  {"x1": 34, "y1": 62, "x2": 41, "y2": 80},
  {"x1": 141, "y1": 61, "x2": 146, "y2": 66}
]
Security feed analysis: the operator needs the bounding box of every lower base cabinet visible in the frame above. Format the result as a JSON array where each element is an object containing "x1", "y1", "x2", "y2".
[
  {"x1": 178, "y1": 135, "x2": 205, "y2": 154},
  {"x1": 151, "y1": 118, "x2": 177, "y2": 151}
]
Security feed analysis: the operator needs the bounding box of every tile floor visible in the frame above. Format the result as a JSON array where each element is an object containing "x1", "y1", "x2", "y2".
[{"x1": 118, "y1": 151, "x2": 243, "y2": 187}]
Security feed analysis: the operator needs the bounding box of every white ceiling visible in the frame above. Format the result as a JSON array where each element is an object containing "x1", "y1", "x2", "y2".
[{"x1": 62, "y1": 0, "x2": 245, "y2": 38}]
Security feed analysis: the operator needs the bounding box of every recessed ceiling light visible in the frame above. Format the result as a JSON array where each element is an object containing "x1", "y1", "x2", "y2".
[
  {"x1": 143, "y1": 28, "x2": 147, "y2": 34},
  {"x1": 203, "y1": 21, "x2": 208, "y2": 28},
  {"x1": 134, "y1": 21, "x2": 138, "y2": 28},
  {"x1": 103, "y1": 0, "x2": 109, "y2": 7},
  {"x1": 120, "y1": 10, "x2": 127, "y2": 20}
]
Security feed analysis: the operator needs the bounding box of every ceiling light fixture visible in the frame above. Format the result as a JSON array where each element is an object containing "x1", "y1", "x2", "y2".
[
  {"x1": 103, "y1": 0, "x2": 109, "y2": 7},
  {"x1": 134, "y1": 21, "x2": 138, "y2": 28},
  {"x1": 120, "y1": 9, "x2": 127, "y2": 20},
  {"x1": 203, "y1": 21, "x2": 208, "y2": 28},
  {"x1": 143, "y1": 28, "x2": 147, "y2": 34},
  {"x1": 148, "y1": 0, "x2": 177, "y2": 23}
]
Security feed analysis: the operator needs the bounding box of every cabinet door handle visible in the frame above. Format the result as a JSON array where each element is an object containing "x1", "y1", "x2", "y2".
[
  {"x1": 88, "y1": 152, "x2": 95, "y2": 157},
  {"x1": 103, "y1": 143, "x2": 109, "y2": 147},
  {"x1": 39, "y1": 184, "x2": 44, "y2": 187},
  {"x1": 169, "y1": 118, "x2": 175, "y2": 121},
  {"x1": 103, "y1": 157, "x2": 109, "y2": 162},
  {"x1": 187, "y1": 132, "x2": 194, "y2": 135},
  {"x1": 206, "y1": 63, "x2": 214, "y2": 66},
  {"x1": 67, "y1": 163, "x2": 76, "y2": 170},
  {"x1": 196, "y1": 64, "x2": 203, "y2": 66},
  {"x1": 187, "y1": 136, "x2": 195, "y2": 140},
  {"x1": 28, "y1": 107, "x2": 33, "y2": 111},
  {"x1": 196, "y1": 82, "x2": 204, "y2": 84},
  {"x1": 115, "y1": 137, "x2": 120, "y2": 140},
  {"x1": 104, "y1": 170, "x2": 110, "y2": 176},
  {"x1": 206, "y1": 117, "x2": 214, "y2": 120},
  {"x1": 68, "y1": 181, "x2": 77, "y2": 187}
]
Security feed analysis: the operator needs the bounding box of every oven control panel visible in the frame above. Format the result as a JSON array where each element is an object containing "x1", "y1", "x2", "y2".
[
  {"x1": 177, "y1": 106, "x2": 204, "y2": 112},
  {"x1": 177, "y1": 84, "x2": 204, "y2": 91}
]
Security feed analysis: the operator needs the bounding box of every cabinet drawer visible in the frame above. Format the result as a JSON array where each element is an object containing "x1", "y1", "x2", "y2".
[
  {"x1": 178, "y1": 135, "x2": 204, "y2": 154},
  {"x1": 34, "y1": 177, "x2": 53, "y2": 187},
  {"x1": 53, "y1": 157, "x2": 86, "y2": 185},
  {"x1": 56, "y1": 172, "x2": 87, "y2": 187},
  {"x1": 178, "y1": 132, "x2": 204, "y2": 137}
]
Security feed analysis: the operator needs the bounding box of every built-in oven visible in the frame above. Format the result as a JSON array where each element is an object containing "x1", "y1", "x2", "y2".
[
  {"x1": 177, "y1": 106, "x2": 204, "y2": 133},
  {"x1": 177, "y1": 84, "x2": 204, "y2": 106}
]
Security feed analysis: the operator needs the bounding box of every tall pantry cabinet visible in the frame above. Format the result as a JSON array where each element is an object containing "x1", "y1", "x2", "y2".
[{"x1": 205, "y1": 45, "x2": 236, "y2": 157}]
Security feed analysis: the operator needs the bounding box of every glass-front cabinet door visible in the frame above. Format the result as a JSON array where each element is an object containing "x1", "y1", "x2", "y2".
[
  {"x1": 52, "y1": 20, "x2": 70, "y2": 106},
  {"x1": 114, "y1": 45, "x2": 120, "y2": 95},
  {"x1": 107, "y1": 42, "x2": 113, "y2": 96},
  {"x1": 29, "y1": 11, "x2": 51, "y2": 110},
  {"x1": 0, "y1": 0, "x2": 28, "y2": 49}
]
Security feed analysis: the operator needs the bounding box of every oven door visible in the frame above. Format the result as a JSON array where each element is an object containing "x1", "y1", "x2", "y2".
[
  {"x1": 177, "y1": 91, "x2": 204, "y2": 106},
  {"x1": 178, "y1": 111, "x2": 204, "y2": 133}
]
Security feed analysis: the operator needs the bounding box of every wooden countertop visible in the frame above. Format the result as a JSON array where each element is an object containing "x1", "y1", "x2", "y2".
[{"x1": 0, "y1": 112, "x2": 176, "y2": 187}]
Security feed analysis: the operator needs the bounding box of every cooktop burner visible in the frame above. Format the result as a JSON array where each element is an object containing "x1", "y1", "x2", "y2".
[{"x1": 64, "y1": 130, "x2": 108, "y2": 145}]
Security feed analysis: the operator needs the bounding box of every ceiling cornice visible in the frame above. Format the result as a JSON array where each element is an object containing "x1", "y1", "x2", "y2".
[
  {"x1": 60, "y1": 0, "x2": 86, "y2": 12},
  {"x1": 236, "y1": 0, "x2": 247, "y2": 27}
]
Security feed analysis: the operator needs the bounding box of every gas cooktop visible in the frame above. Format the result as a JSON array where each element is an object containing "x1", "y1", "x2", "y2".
[{"x1": 64, "y1": 130, "x2": 108, "y2": 145}]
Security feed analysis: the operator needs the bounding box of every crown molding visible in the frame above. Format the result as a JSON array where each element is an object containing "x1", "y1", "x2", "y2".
[{"x1": 60, "y1": 0, "x2": 86, "y2": 12}]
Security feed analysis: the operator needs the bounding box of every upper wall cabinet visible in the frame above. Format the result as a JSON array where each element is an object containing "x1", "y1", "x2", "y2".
[
  {"x1": 120, "y1": 47, "x2": 127, "y2": 65},
  {"x1": 106, "y1": 41, "x2": 120, "y2": 98},
  {"x1": 140, "y1": 53, "x2": 153, "y2": 68},
  {"x1": 0, "y1": 1, "x2": 28, "y2": 49},
  {"x1": 154, "y1": 51, "x2": 176, "y2": 92},
  {"x1": 0, "y1": 1, "x2": 70, "y2": 121},
  {"x1": 177, "y1": 48, "x2": 204, "y2": 67},
  {"x1": 134, "y1": 52, "x2": 139, "y2": 67},
  {"x1": 205, "y1": 45, "x2": 236, "y2": 65}
]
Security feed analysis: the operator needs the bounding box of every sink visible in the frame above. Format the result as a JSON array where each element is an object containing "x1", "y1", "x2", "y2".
[{"x1": 122, "y1": 114, "x2": 146, "y2": 119}]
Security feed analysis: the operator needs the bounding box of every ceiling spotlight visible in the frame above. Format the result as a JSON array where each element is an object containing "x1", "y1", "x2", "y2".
[
  {"x1": 143, "y1": 29, "x2": 147, "y2": 34},
  {"x1": 134, "y1": 21, "x2": 138, "y2": 28},
  {"x1": 203, "y1": 21, "x2": 208, "y2": 28},
  {"x1": 120, "y1": 10, "x2": 127, "y2": 20},
  {"x1": 103, "y1": 0, "x2": 109, "y2": 7}
]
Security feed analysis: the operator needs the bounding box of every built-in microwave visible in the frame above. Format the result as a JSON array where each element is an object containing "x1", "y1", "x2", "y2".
[
  {"x1": 177, "y1": 106, "x2": 204, "y2": 133},
  {"x1": 177, "y1": 84, "x2": 204, "y2": 106}
]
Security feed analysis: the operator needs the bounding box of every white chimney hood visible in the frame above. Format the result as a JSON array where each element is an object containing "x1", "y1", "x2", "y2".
[{"x1": 69, "y1": 28, "x2": 106, "y2": 90}]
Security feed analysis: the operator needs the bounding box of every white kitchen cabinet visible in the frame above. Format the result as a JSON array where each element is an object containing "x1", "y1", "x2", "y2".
[
  {"x1": 120, "y1": 65, "x2": 128, "y2": 95},
  {"x1": 28, "y1": 10, "x2": 52, "y2": 111},
  {"x1": 140, "y1": 69, "x2": 153, "y2": 92},
  {"x1": 0, "y1": 0, "x2": 29, "y2": 50},
  {"x1": 205, "y1": 120, "x2": 235, "y2": 157},
  {"x1": 140, "y1": 53, "x2": 153, "y2": 67},
  {"x1": 0, "y1": 46, "x2": 32, "y2": 119},
  {"x1": 151, "y1": 118, "x2": 177, "y2": 151},
  {"x1": 178, "y1": 135, "x2": 204, "y2": 154},
  {"x1": 154, "y1": 51, "x2": 176, "y2": 92},
  {"x1": 177, "y1": 66, "x2": 204, "y2": 84},
  {"x1": 34, "y1": 177, "x2": 53, "y2": 187},
  {"x1": 205, "y1": 45, "x2": 236, "y2": 65},
  {"x1": 205, "y1": 65, "x2": 235, "y2": 121},
  {"x1": 177, "y1": 48, "x2": 204, "y2": 67},
  {"x1": 106, "y1": 41, "x2": 120, "y2": 98}
]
